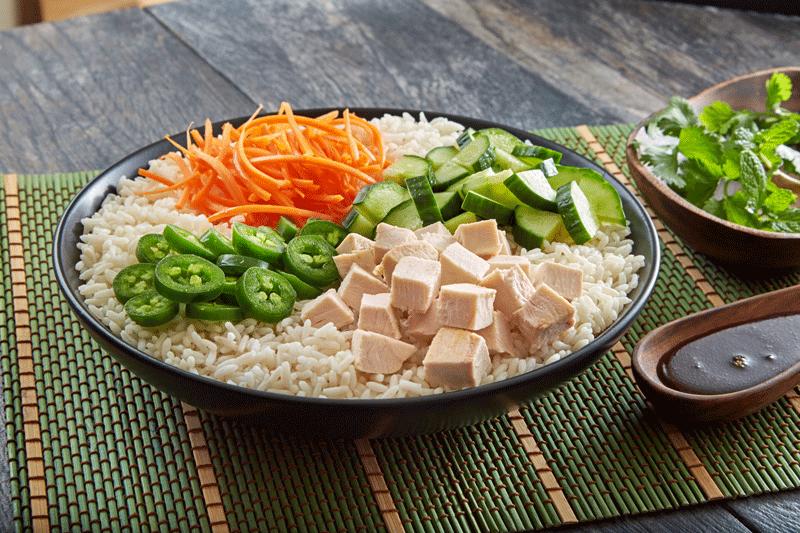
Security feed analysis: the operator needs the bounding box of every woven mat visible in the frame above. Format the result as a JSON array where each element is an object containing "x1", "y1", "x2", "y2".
[{"x1": 5, "y1": 123, "x2": 800, "y2": 532}]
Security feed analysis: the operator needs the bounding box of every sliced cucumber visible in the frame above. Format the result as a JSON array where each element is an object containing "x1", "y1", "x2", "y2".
[
  {"x1": 459, "y1": 169, "x2": 519, "y2": 208},
  {"x1": 445, "y1": 167, "x2": 495, "y2": 192},
  {"x1": 382, "y1": 154, "x2": 433, "y2": 185},
  {"x1": 275, "y1": 216, "x2": 299, "y2": 241},
  {"x1": 513, "y1": 205, "x2": 565, "y2": 250},
  {"x1": 341, "y1": 207, "x2": 376, "y2": 238},
  {"x1": 426, "y1": 145, "x2": 459, "y2": 171},
  {"x1": 452, "y1": 135, "x2": 495, "y2": 172},
  {"x1": 504, "y1": 169, "x2": 558, "y2": 211},
  {"x1": 547, "y1": 166, "x2": 627, "y2": 226},
  {"x1": 461, "y1": 190, "x2": 514, "y2": 225},
  {"x1": 432, "y1": 159, "x2": 471, "y2": 191},
  {"x1": 547, "y1": 165, "x2": 598, "y2": 190},
  {"x1": 433, "y1": 191, "x2": 463, "y2": 221},
  {"x1": 352, "y1": 181, "x2": 410, "y2": 224},
  {"x1": 556, "y1": 181, "x2": 599, "y2": 245},
  {"x1": 458, "y1": 169, "x2": 513, "y2": 198},
  {"x1": 405, "y1": 175, "x2": 443, "y2": 226},
  {"x1": 493, "y1": 147, "x2": 533, "y2": 173},
  {"x1": 382, "y1": 198, "x2": 424, "y2": 231},
  {"x1": 456, "y1": 128, "x2": 476, "y2": 148},
  {"x1": 443, "y1": 211, "x2": 478, "y2": 233},
  {"x1": 512, "y1": 144, "x2": 563, "y2": 165},
  {"x1": 477, "y1": 127, "x2": 524, "y2": 153}
]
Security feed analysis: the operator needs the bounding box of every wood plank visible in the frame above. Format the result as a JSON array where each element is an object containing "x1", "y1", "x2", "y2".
[
  {"x1": 725, "y1": 489, "x2": 800, "y2": 533},
  {"x1": 0, "y1": 8, "x2": 255, "y2": 174}
]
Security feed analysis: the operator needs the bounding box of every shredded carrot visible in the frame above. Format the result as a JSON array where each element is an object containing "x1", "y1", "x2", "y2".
[{"x1": 137, "y1": 102, "x2": 388, "y2": 227}]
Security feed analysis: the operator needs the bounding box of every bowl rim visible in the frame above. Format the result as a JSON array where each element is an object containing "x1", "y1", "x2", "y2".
[
  {"x1": 626, "y1": 66, "x2": 800, "y2": 242},
  {"x1": 54, "y1": 107, "x2": 660, "y2": 414}
]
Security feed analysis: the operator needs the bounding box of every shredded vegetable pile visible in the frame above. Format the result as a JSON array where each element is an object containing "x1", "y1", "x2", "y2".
[{"x1": 138, "y1": 103, "x2": 388, "y2": 227}]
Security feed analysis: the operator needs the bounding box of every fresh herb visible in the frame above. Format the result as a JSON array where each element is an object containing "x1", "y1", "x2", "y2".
[{"x1": 635, "y1": 72, "x2": 800, "y2": 233}]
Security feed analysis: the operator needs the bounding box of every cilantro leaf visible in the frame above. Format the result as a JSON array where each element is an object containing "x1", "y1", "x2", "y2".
[
  {"x1": 725, "y1": 192, "x2": 761, "y2": 229},
  {"x1": 679, "y1": 126, "x2": 723, "y2": 174},
  {"x1": 766, "y1": 72, "x2": 793, "y2": 111},
  {"x1": 763, "y1": 181, "x2": 797, "y2": 214},
  {"x1": 700, "y1": 101, "x2": 736, "y2": 133},
  {"x1": 654, "y1": 96, "x2": 699, "y2": 136},
  {"x1": 678, "y1": 157, "x2": 721, "y2": 207}
]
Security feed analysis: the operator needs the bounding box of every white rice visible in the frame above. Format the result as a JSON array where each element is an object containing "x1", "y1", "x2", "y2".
[{"x1": 76, "y1": 114, "x2": 645, "y2": 399}]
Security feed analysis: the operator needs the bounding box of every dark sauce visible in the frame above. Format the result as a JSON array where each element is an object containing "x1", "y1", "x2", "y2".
[{"x1": 660, "y1": 314, "x2": 800, "y2": 395}]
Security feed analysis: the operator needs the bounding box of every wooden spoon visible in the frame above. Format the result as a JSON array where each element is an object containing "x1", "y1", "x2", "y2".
[{"x1": 632, "y1": 284, "x2": 800, "y2": 426}]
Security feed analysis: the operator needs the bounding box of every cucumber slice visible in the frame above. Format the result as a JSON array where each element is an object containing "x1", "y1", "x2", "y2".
[
  {"x1": 445, "y1": 167, "x2": 495, "y2": 192},
  {"x1": 493, "y1": 147, "x2": 533, "y2": 173},
  {"x1": 477, "y1": 127, "x2": 524, "y2": 153},
  {"x1": 504, "y1": 169, "x2": 558, "y2": 211},
  {"x1": 556, "y1": 181, "x2": 599, "y2": 245},
  {"x1": 513, "y1": 205, "x2": 565, "y2": 250},
  {"x1": 443, "y1": 211, "x2": 478, "y2": 233},
  {"x1": 456, "y1": 128, "x2": 476, "y2": 148},
  {"x1": 433, "y1": 191, "x2": 463, "y2": 221},
  {"x1": 382, "y1": 198, "x2": 424, "y2": 231},
  {"x1": 341, "y1": 207, "x2": 376, "y2": 238},
  {"x1": 452, "y1": 135, "x2": 495, "y2": 172},
  {"x1": 548, "y1": 165, "x2": 598, "y2": 190},
  {"x1": 352, "y1": 180, "x2": 410, "y2": 224},
  {"x1": 275, "y1": 216, "x2": 300, "y2": 241},
  {"x1": 461, "y1": 190, "x2": 514, "y2": 225},
  {"x1": 432, "y1": 159, "x2": 471, "y2": 191},
  {"x1": 405, "y1": 175, "x2": 443, "y2": 226},
  {"x1": 382, "y1": 154, "x2": 433, "y2": 184},
  {"x1": 547, "y1": 166, "x2": 626, "y2": 226},
  {"x1": 459, "y1": 169, "x2": 519, "y2": 208},
  {"x1": 512, "y1": 144, "x2": 563, "y2": 165},
  {"x1": 425, "y1": 145, "x2": 459, "y2": 171},
  {"x1": 458, "y1": 169, "x2": 512, "y2": 197}
]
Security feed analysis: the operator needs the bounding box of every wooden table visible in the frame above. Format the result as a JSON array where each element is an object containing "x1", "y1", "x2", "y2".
[{"x1": 2, "y1": 1, "x2": 800, "y2": 531}]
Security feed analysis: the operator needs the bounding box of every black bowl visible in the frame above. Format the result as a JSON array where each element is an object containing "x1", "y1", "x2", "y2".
[{"x1": 53, "y1": 108, "x2": 660, "y2": 439}]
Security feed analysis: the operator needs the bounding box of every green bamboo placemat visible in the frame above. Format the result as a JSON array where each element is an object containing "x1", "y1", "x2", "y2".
[{"x1": 4, "y1": 123, "x2": 800, "y2": 533}]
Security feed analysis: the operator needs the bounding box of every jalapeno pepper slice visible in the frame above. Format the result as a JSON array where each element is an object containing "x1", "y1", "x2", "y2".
[
  {"x1": 113, "y1": 262, "x2": 157, "y2": 303},
  {"x1": 135, "y1": 233, "x2": 172, "y2": 264},
  {"x1": 124, "y1": 290, "x2": 179, "y2": 327},
  {"x1": 163, "y1": 224, "x2": 217, "y2": 262},
  {"x1": 296, "y1": 219, "x2": 349, "y2": 248},
  {"x1": 186, "y1": 301, "x2": 244, "y2": 322},
  {"x1": 275, "y1": 216, "x2": 300, "y2": 241},
  {"x1": 231, "y1": 222, "x2": 285, "y2": 263},
  {"x1": 235, "y1": 267, "x2": 296, "y2": 323},
  {"x1": 154, "y1": 254, "x2": 225, "y2": 303},
  {"x1": 283, "y1": 235, "x2": 339, "y2": 287},
  {"x1": 199, "y1": 228, "x2": 235, "y2": 259},
  {"x1": 215, "y1": 254, "x2": 272, "y2": 276}
]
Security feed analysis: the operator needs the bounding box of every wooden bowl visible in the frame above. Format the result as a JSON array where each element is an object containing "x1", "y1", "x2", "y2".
[{"x1": 625, "y1": 67, "x2": 800, "y2": 271}]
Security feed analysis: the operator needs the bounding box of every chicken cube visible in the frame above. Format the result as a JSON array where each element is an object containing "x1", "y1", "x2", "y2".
[
  {"x1": 454, "y1": 219, "x2": 503, "y2": 258},
  {"x1": 486, "y1": 254, "x2": 532, "y2": 279},
  {"x1": 414, "y1": 221, "x2": 451, "y2": 238},
  {"x1": 338, "y1": 264, "x2": 388, "y2": 310},
  {"x1": 375, "y1": 240, "x2": 438, "y2": 285},
  {"x1": 403, "y1": 297, "x2": 442, "y2": 343},
  {"x1": 423, "y1": 327, "x2": 490, "y2": 389},
  {"x1": 373, "y1": 223, "x2": 417, "y2": 263},
  {"x1": 419, "y1": 231, "x2": 457, "y2": 254},
  {"x1": 476, "y1": 311, "x2": 516, "y2": 356},
  {"x1": 390, "y1": 256, "x2": 441, "y2": 313},
  {"x1": 511, "y1": 284, "x2": 576, "y2": 351},
  {"x1": 437, "y1": 283, "x2": 495, "y2": 330},
  {"x1": 336, "y1": 232, "x2": 374, "y2": 255},
  {"x1": 333, "y1": 248, "x2": 376, "y2": 279},
  {"x1": 532, "y1": 261, "x2": 584, "y2": 301},
  {"x1": 300, "y1": 289, "x2": 355, "y2": 328},
  {"x1": 358, "y1": 292, "x2": 402, "y2": 339},
  {"x1": 497, "y1": 229, "x2": 512, "y2": 255},
  {"x1": 439, "y1": 242, "x2": 490, "y2": 285},
  {"x1": 352, "y1": 330, "x2": 416, "y2": 374},
  {"x1": 479, "y1": 264, "x2": 535, "y2": 315}
]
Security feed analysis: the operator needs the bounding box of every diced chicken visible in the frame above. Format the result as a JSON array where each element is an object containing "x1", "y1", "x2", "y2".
[
  {"x1": 414, "y1": 221, "x2": 451, "y2": 238},
  {"x1": 511, "y1": 284, "x2": 576, "y2": 351},
  {"x1": 334, "y1": 248, "x2": 376, "y2": 279},
  {"x1": 423, "y1": 327, "x2": 490, "y2": 389},
  {"x1": 437, "y1": 283, "x2": 495, "y2": 330},
  {"x1": 376, "y1": 240, "x2": 438, "y2": 285},
  {"x1": 497, "y1": 229, "x2": 512, "y2": 255},
  {"x1": 532, "y1": 261, "x2": 584, "y2": 301},
  {"x1": 486, "y1": 254, "x2": 532, "y2": 279},
  {"x1": 476, "y1": 311, "x2": 516, "y2": 356},
  {"x1": 353, "y1": 330, "x2": 416, "y2": 374},
  {"x1": 439, "y1": 242, "x2": 490, "y2": 285},
  {"x1": 403, "y1": 297, "x2": 442, "y2": 342},
  {"x1": 454, "y1": 219, "x2": 503, "y2": 258},
  {"x1": 358, "y1": 292, "x2": 402, "y2": 340},
  {"x1": 479, "y1": 265, "x2": 535, "y2": 315},
  {"x1": 336, "y1": 232, "x2": 374, "y2": 255},
  {"x1": 419, "y1": 231, "x2": 457, "y2": 254},
  {"x1": 300, "y1": 289, "x2": 355, "y2": 329},
  {"x1": 373, "y1": 223, "x2": 417, "y2": 263},
  {"x1": 390, "y1": 256, "x2": 441, "y2": 313},
  {"x1": 338, "y1": 264, "x2": 388, "y2": 310}
]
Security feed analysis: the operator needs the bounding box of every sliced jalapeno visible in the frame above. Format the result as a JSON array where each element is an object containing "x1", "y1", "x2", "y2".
[
  {"x1": 283, "y1": 235, "x2": 339, "y2": 287},
  {"x1": 235, "y1": 267, "x2": 296, "y2": 323},
  {"x1": 296, "y1": 219, "x2": 349, "y2": 248},
  {"x1": 163, "y1": 224, "x2": 217, "y2": 262},
  {"x1": 275, "y1": 216, "x2": 300, "y2": 241},
  {"x1": 186, "y1": 301, "x2": 244, "y2": 322},
  {"x1": 231, "y1": 222, "x2": 285, "y2": 263},
  {"x1": 124, "y1": 290, "x2": 179, "y2": 327},
  {"x1": 199, "y1": 228, "x2": 235, "y2": 259},
  {"x1": 135, "y1": 233, "x2": 172, "y2": 263},
  {"x1": 275, "y1": 270, "x2": 324, "y2": 300},
  {"x1": 215, "y1": 254, "x2": 272, "y2": 276},
  {"x1": 154, "y1": 254, "x2": 225, "y2": 303},
  {"x1": 113, "y1": 262, "x2": 156, "y2": 303}
]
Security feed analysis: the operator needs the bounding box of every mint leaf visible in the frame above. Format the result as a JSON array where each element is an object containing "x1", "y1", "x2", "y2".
[
  {"x1": 769, "y1": 208, "x2": 800, "y2": 232},
  {"x1": 763, "y1": 180, "x2": 797, "y2": 213},
  {"x1": 766, "y1": 72, "x2": 792, "y2": 111},
  {"x1": 739, "y1": 149, "x2": 768, "y2": 208},
  {"x1": 756, "y1": 118, "x2": 799, "y2": 161},
  {"x1": 654, "y1": 97, "x2": 699, "y2": 136},
  {"x1": 725, "y1": 192, "x2": 761, "y2": 228}
]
